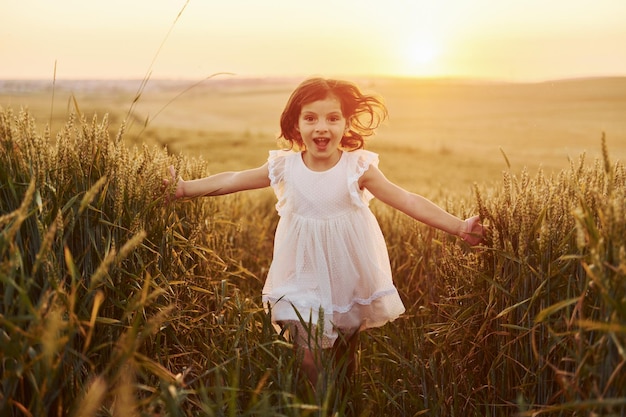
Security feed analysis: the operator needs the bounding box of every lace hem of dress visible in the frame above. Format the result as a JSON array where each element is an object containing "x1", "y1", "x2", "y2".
[
  {"x1": 262, "y1": 286, "x2": 398, "y2": 314},
  {"x1": 347, "y1": 150, "x2": 378, "y2": 207},
  {"x1": 332, "y1": 287, "x2": 398, "y2": 313}
]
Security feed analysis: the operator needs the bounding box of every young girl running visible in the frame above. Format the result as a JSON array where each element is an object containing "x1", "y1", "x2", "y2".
[{"x1": 165, "y1": 77, "x2": 484, "y2": 387}]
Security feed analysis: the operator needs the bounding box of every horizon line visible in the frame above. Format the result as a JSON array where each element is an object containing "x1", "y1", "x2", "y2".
[{"x1": 2, "y1": 73, "x2": 626, "y2": 85}]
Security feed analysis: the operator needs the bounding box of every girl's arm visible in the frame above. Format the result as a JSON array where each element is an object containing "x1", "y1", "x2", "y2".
[
  {"x1": 360, "y1": 164, "x2": 483, "y2": 245},
  {"x1": 166, "y1": 164, "x2": 271, "y2": 199}
]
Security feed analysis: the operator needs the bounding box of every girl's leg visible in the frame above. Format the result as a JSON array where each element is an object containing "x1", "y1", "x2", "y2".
[
  {"x1": 283, "y1": 321, "x2": 324, "y2": 387},
  {"x1": 283, "y1": 322, "x2": 360, "y2": 388},
  {"x1": 332, "y1": 328, "x2": 360, "y2": 378},
  {"x1": 298, "y1": 344, "x2": 321, "y2": 386}
]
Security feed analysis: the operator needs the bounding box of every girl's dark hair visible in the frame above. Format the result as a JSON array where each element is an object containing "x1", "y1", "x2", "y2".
[{"x1": 279, "y1": 78, "x2": 388, "y2": 151}]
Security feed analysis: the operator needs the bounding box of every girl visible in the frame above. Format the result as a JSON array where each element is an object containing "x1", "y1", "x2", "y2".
[{"x1": 165, "y1": 77, "x2": 484, "y2": 387}]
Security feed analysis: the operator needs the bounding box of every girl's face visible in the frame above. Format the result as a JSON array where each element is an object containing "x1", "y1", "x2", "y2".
[{"x1": 296, "y1": 95, "x2": 349, "y2": 167}]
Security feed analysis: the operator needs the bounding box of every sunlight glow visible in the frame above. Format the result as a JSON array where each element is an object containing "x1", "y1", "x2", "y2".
[
  {"x1": 1, "y1": 0, "x2": 626, "y2": 80},
  {"x1": 402, "y1": 37, "x2": 444, "y2": 77},
  {"x1": 408, "y1": 40, "x2": 439, "y2": 65}
]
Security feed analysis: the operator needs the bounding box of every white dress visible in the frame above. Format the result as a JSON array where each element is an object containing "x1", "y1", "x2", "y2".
[{"x1": 262, "y1": 149, "x2": 406, "y2": 346}]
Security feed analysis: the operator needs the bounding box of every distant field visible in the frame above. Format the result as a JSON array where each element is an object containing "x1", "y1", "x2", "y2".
[{"x1": 2, "y1": 76, "x2": 625, "y2": 198}]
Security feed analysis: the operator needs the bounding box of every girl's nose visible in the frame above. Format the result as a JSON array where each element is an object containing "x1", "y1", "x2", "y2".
[{"x1": 315, "y1": 121, "x2": 328, "y2": 131}]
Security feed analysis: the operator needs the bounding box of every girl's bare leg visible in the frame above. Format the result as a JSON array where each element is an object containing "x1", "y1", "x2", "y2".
[
  {"x1": 283, "y1": 321, "x2": 323, "y2": 387},
  {"x1": 285, "y1": 322, "x2": 360, "y2": 391},
  {"x1": 332, "y1": 329, "x2": 360, "y2": 378},
  {"x1": 298, "y1": 344, "x2": 321, "y2": 387}
]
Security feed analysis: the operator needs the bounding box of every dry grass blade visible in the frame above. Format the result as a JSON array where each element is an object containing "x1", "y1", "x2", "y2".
[
  {"x1": 125, "y1": 0, "x2": 190, "y2": 127},
  {"x1": 49, "y1": 60, "x2": 57, "y2": 129}
]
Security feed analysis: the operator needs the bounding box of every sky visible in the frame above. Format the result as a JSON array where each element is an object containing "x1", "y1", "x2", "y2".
[{"x1": 2, "y1": 0, "x2": 626, "y2": 82}]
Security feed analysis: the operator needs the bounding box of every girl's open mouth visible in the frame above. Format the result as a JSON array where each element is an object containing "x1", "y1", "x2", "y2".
[{"x1": 313, "y1": 138, "x2": 330, "y2": 148}]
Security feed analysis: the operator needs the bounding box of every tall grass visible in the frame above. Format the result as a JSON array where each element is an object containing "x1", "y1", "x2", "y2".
[{"x1": 1, "y1": 107, "x2": 624, "y2": 416}]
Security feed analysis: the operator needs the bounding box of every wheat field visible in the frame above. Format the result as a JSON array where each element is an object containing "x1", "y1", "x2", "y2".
[{"x1": 1, "y1": 77, "x2": 625, "y2": 416}]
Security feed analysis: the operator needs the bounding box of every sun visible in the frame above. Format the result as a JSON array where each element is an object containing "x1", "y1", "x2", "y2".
[
  {"x1": 402, "y1": 38, "x2": 443, "y2": 77},
  {"x1": 409, "y1": 42, "x2": 438, "y2": 65}
]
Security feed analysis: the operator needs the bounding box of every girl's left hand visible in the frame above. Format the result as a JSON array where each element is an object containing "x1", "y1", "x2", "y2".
[{"x1": 461, "y1": 215, "x2": 484, "y2": 246}]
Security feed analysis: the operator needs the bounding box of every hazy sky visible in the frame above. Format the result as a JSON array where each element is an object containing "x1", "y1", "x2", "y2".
[{"x1": 2, "y1": 0, "x2": 626, "y2": 81}]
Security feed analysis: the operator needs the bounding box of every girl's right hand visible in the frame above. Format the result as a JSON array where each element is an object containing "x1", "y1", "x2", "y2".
[{"x1": 163, "y1": 165, "x2": 184, "y2": 201}]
